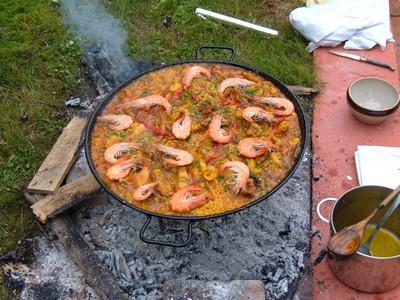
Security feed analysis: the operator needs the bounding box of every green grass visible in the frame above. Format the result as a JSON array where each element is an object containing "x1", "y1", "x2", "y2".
[
  {"x1": 0, "y1": 281, "x2": 7, "y2": 300},
  {"x1": 105, "y1": 0, "x2": 315, "y2": 87},
  {"x1": 0, "y1": 0, "x2": 81, "y2": 255}
]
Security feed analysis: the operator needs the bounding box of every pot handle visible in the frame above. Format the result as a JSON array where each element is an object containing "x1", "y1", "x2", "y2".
[
  {"x1": 316, "y1": 198, "x2": 337, "y2": 223},
  {"x1": 195, "y1": 45, "x2": 236, "y2": 62},
  {"x1": 139, "y1": 215, "x2": 193, "y2": 247}
]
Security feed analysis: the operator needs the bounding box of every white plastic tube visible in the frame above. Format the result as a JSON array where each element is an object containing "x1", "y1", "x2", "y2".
[{"x1": 195, "y1": 8, "x2": 279, "y2": 36}]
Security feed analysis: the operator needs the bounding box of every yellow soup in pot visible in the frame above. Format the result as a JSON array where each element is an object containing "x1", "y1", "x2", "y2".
[{"x1": 361, "y1": 225, "x2": 400, "y2": 257}]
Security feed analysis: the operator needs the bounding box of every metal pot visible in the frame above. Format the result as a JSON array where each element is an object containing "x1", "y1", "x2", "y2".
[
  {"x1": 317, "y1": 185, "x2": 400, "y2": 293},
  {"x1": 85, "y1": 45, "x2": 308, "y2": 247}
]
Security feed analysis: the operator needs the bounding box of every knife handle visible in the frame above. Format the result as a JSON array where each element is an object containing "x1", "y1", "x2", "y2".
[{"x1": 364, "y1": 58, "x2": 395, "y2": 71}]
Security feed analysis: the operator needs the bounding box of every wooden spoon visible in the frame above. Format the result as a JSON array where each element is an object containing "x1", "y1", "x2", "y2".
[{"x1": 327, "y1": 185, "x2": 400, "y2": 256}]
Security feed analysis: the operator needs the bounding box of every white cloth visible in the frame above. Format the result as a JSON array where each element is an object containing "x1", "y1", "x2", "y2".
[
  {"x1": 355, "y1": 145, "x2": 400, "y2": 190},
  {"x1": 289, "y1": 0, "x2": 393, "y2": 52}
]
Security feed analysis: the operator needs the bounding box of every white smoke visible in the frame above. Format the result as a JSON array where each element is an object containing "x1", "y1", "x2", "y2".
[
  {"x1": 60, "y1": 0, "x2": 138, "y2": 87},
  {"x1": 60, "y1": 0, "x2": 129, "y2": 63}
]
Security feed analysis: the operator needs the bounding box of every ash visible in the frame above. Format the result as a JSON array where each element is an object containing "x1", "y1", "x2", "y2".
[
  {"x1": 1, "y1": 237, "x2": 99, "y2": 300},
  {"x1": 69, "y1": 146, "x2": 311, "y2": 300}
]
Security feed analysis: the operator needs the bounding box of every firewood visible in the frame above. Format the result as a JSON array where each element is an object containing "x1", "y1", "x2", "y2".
[
  {"x1": 27, "y1": 116, "x2": 88, "y2": 194},
  {"x1": 287, "y1": 85, "x2": 319, "y2": 96},
  {"x1": 31, "y1": 174, "x2": 101, "y2": 223}
]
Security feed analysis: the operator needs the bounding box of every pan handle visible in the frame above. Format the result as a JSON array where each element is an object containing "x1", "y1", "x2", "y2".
[
  {"x1": 316, "y1": 198, "x2": 337, "y2": 223},
  {"x1": 196, "y1": 45, "x2": 236, "y2": 62},
  {"x1": 139, "y1": 215, "x2": 193, "y2": 247}
]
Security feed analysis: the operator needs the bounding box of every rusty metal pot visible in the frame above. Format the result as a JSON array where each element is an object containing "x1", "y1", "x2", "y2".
[{"x1": 317, "y1": 185, "x2": 400, "y2": 293}]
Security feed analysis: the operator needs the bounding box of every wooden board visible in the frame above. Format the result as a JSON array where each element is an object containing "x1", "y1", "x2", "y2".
[
  {"x1": 287, "y1": 85, "x2": 319, "y2": 96},
  {"x1": 27, "y1": 116, "x2": 87, "y2": 194},
  {"x1": 31, "y1": 173, "x2": 101, "y2": 223}
]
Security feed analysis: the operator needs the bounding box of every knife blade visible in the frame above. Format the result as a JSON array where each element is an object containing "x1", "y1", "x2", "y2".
[{"x1": 329, "y1": 50, "x2": 395, "y2": 71}]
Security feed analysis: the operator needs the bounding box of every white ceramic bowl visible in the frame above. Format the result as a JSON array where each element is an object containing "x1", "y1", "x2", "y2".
[{"x1": 347, "y1": 77, "x2": 400, "y2": 125}]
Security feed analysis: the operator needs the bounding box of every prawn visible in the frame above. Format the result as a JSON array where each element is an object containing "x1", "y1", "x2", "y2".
[
  {"x1": 218, "y1": 78, "x2": 255, "y2": 98},
  {"x1": 97, "y1": 114, "x2": 133, "y2": 131},
  {"x1": 132, "y1": 182, "x2": 158, "y2": 201},
  {"x1": 172, "y1": 114, "x2": 192, "y2": 140},
  {"x1": 106, "y1": 159, "x2": 142, "y2": 180},
  {"x1": 253, "y1": 96, "x2": 294, "y2": 116},
  {"x1": 237, "y1": 138, "x2": 272, "y2": 158},
  {"x1": 119, "y1": 95, "x2": 172, "y2": 115},
  {"x1": 242, "y1": 106, "x2": 276, "y2": 124},
  {"x1": 208, "y1": 113, "x2": 233, "y2": 144},
  {"x1": 169, "y1": 186, "x2": 209, "y2": 213},
  {"x1": 219, "y1": 161, "x2": 250, "y2": 195},
  {"x1": 104, "y1": 142, "x2": 141, "y2": 164},
  {"x1": 153, "y1": 144, "x2": 193, "y2": 166},
  {"x1": 182, "y1": 66, "x2": 211, "y2": 88}
]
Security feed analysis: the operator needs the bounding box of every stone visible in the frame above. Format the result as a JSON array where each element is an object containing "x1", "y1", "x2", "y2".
[{"x1": 163, "y1": 280, "x2": 266, "y2": 300}]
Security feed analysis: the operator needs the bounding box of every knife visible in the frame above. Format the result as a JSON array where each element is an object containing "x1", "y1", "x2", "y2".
[{"x1": 329, "y1": 50, "x2": 395, "y2": 71}]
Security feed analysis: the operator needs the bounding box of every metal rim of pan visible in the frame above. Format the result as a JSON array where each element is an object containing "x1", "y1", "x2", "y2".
[{"x1": 84, "y1": 60, "x2": 309, "y2": 221}]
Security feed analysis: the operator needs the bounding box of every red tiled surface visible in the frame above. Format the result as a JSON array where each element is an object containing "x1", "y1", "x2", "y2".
[
  {"x1": 392, "y1": 17, "x2": 400, "y2": 41},
  {"x1": 311, "y1": 41, "x2": 400, "y2": 299},
  {"x1": 390, "y1": 0, "x2": 400, "y2": 16},
  {"x1": 392, "y1": 16, "x2": 400, "y2": 75},
  {"x1": 391, "y1": 0, "x2": 400, "y2": 78}
]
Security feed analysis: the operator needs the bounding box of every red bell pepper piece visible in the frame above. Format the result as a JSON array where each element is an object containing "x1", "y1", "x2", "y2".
[
  {"x1": 222, "y1": 92, "x2": 237, "y2": 105},
  {"x1": 201, "y1": 107, "x2": 213, "y2": 115},
  {"x1": 136, "y1": 111, "x2": 173, "y2": 138},
  {"x1": 190, "y1": 92, "x2": 201, "y2": 102},
  {"x1": 171, "y1": 88, "x2": 183, "y2": 101}
]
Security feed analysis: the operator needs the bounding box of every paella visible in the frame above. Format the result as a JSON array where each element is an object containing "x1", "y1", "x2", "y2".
[{"x1": 90, "y1": 64, "x2": 302, "y2": 216}]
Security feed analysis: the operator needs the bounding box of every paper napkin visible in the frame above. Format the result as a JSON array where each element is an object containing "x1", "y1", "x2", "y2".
[{"x1": 355, "y1": 145, "x2": 400, "y2": 189}]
